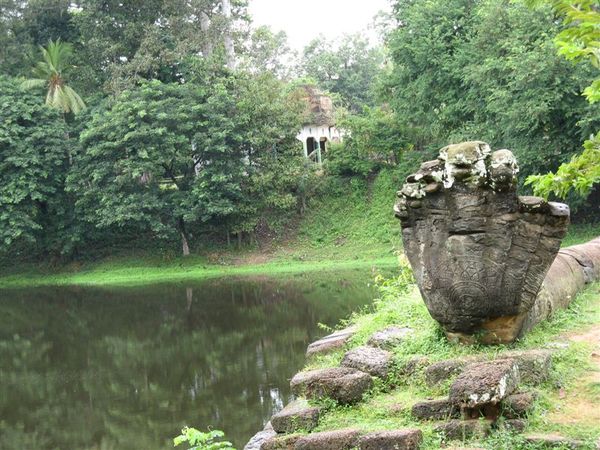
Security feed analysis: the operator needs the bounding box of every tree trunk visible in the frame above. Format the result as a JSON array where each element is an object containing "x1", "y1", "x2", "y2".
[
  {"x1": 221, "y1": 0, "x2": 236, "y2": 70},
  {"x1": 181, "y1": 232, "x2": 190, "y2": 256},
  {"x1": 200, "y1": 11, "x2": 213, "y2": 57},
  {"x1": 237, "y1": 231, "x2": 242, "y2": 249},
  {"x1": 179, "y1": 218, "x2": 191, "y2": 256},
  {"x1": 227, "y1": 231, "x2": 231, "y2": 246}
]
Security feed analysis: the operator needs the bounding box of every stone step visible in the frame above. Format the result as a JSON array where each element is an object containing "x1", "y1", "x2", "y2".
[
  {"x1": 411, "y1": 398, "x2": 460, "y2": 420},
  {"x1": 305, "y1": 326, "x2": 357, "y2": 358},
  {"x1": 424, "y1": 357, "x2": 479, "y2": 386},
  {"x1": 270, "y1": 399, "x2": 320, "y2": 434},
  {"x1": 244, "y1": 422, "x2": 276, "y2": 450},
  {"x1": 294, "y1": 429, "x2": 361, "y2": 450},
  {"x1": 500, "y1": 349, "x2": 553, "y2": 383},
  {"x1": 449, "y1": 359, "x2": 520, "y2": 408},
  {"x1": 290, "y1": 367, "x2": 373, "y2": 404},
  {"x1": 501, "y1": 391, "x2": 536, "y2": 419},
  {"x1": 523, "y1": 433, "x2": 584, "y2": 448},
  {"x1": 358, "y1": 429, "x2": 422, "y2": 450},
  {"x1": 341, "y1": 345, "x2": 394, "y2": 378},
  {"x1": 434, "y1": 419, "x2": 493, "y2": 440},
  {"x1": 367, "y1": 326, "x2": 414, "y2": 350}
]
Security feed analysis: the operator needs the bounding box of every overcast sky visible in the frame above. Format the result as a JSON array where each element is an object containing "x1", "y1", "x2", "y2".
[{"x1": 248, "y1": 0, "x2": 392, "y2": 51}]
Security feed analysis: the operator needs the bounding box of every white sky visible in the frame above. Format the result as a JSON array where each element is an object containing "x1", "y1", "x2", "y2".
[{"x1": 248, "y1": 0, "x2": 392, "y2": 51}]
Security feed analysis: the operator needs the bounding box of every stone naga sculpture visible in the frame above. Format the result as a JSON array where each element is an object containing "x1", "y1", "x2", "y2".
[{"x1": 394, "y1": 141, "x2": 570, "y2": 344}]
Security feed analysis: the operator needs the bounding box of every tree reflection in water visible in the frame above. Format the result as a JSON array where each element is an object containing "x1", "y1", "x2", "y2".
[{"x1": 0, "y1": 270, "x2": 379, "y2": 449}]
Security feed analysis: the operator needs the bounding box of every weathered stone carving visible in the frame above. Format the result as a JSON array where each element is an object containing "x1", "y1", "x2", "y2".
[{"x1": 394, "y1": 141, "x2": 570, "y2": 343}]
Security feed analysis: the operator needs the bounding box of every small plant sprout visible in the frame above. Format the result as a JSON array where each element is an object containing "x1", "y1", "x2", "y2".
[{"x1": 173, "y1": 427, "x2": 236, "y2": 450}]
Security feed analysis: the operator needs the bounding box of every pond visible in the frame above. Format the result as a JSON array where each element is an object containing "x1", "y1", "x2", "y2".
[{"x1": 0, "y1": 268, "x2": 384, "y2": 449}]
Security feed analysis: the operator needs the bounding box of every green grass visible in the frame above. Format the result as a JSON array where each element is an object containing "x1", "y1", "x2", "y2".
[
  {"x1": 294, "y1": 260, "x2": 600, "y2": 449},
  {"x1": 562, "y1": 223, "x2": 600, "y2": 247},
  {"x1": 0, "y1": 256, "x2": 398, "y2": 288}
]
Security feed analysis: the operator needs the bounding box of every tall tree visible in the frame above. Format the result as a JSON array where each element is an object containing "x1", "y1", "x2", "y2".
[
  {"x1": 68, "y1": 79, "x2": 244, "y2": 256},
  {"x1": 21, "y1": 39, "x2": 86, "y2": 114},
  {"x1": 384, "y1": 0, "x2": 599, "y2": 180},
  {"x1": 221, "y1": 0, "x2": 236, "y2": 70},
  {"x1": 0, "y1": 76, "x2": 70, "y2": 255},
  {"x1": 524, "y1": 0, "x2": 600, "y2": 199},
  {"x1": 301, "y1": 34, "x2": 385, "y2": 112}
]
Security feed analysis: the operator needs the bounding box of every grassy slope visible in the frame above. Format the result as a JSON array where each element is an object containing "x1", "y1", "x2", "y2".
[{"x1": 299, "y1": 261, "x2": 600, "y2": 449}]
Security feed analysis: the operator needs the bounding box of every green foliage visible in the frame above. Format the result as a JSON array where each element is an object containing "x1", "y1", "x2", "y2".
[
  {"x1": 0, "y1": 75, "x2": 70, "y2": 254},
  {"x1": 69, "y1": 79, "x2": 243, "y2": 253},
  {"x1": 291, "y1": 169, "x2": 403, "y2": 262},
  {"x1": 21, "y1": 39, "x2": 86, "y2": 114},
  {"x1": 301, "y1": 34, "x2": 385, "y2": 111},
  {"x1": 523, "y1": 0, "x2": 600, "y2": 198},
  {"x1": 527, "y1": 133, "x2": 600, "y2": 198},
  {"x1": 386, "y1": 0, "x2": 598, "y2": 180},
  {"x1": 70, "y1": 0, "x2": 249, "y2": 94},
  {"x1": 327, "y1": 107, "x2": 411, "y2": 177},
  {"x1": 173, "y1": 427, "x2": 235, "y2": 450},
  {"x1": 67, "y1": 69, "x2": 305, "y2": 255},
  {"x1": 239, "y1": 26, "x2": 294, "y2": 79}
]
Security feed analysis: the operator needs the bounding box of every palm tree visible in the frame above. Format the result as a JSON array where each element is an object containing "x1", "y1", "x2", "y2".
[{"x1": 21, "y1": 39, "x2": 86, "y2": 115}]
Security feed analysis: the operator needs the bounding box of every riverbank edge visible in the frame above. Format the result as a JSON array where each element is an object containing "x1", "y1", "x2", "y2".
[{"x1": 0, "y1": 256, "x2": 399, "y2": 289}]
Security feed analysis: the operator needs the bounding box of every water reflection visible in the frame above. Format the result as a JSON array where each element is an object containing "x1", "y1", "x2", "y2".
[{"x1": 0, "y1": 270, "x2": 379, "y2": 449}]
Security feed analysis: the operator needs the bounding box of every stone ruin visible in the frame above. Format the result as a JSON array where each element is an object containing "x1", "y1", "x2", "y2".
[{"x1": 394, "y1": 141, "x2": 572, "y2": 344}]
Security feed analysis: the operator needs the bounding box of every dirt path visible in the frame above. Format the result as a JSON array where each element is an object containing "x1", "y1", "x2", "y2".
[{"x1": 547, "y1": 321, "x2": 600, "y2": 428}]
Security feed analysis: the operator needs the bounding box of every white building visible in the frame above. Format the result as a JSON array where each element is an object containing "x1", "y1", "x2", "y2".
[{"x1": 295, "y1": 86, "x2": 342, "y2": 163}]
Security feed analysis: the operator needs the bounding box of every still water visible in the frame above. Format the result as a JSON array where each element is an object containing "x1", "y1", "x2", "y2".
[{"x1": 0, "y1": 269, "x2": 381, "y2": 449}]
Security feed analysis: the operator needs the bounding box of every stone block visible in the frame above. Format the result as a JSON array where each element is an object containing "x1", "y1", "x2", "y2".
[
  {"x1": 434, "y1": 419, "x2": 493, "y2": 440},
  {"x1": 306, "y1": 326, "x2": 356, "y2": 358},
  {"x1": 501, "y1": 349, "x2": 552, "y2": 383},
  {"x1": 523, "y1": 433, "x2": 584, "y2": 448},
  {"x1": 449, "y1": 359, "x2": 520, "y2": 407},
  {"x1": 368, "y1": 326, "x2": 414, "y2": 350},
  {"x1": 271, "y1": 399, "x2": 320, "y2": 434},
  {"x1": 411, "y1": 398, "x2": 460, "y2": 420},
  {"x1": 502, "y1": 418, "x2": 527, "y2": 433},
  {"x1": 294, "y1": 429, "x2": 360, "y2": 450},
  {"x1": 261, "y1": 434, "x2": 300, "y2": 450},
  {"x1": 425, "y1": 358, "x2": 478, "y2": 386},
  {"x1": 501, "y1": 392, "x2": 535, "y2": 418},
  {"x1": 245, "y1": 423, "x2": 277, "y2": 450},
  {"x1": 290, "y1": 367, "x2": 373, "y2": 404},
  {"x1": 358, "y1": 429, "x2": 423, "y2": 450},
  {"x1": 341, "y1": 346, "x2": 393, "y2": 378}
]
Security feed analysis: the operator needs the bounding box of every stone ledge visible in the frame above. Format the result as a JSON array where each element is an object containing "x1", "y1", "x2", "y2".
[
  {"x1": 358, "y1": 429, "x2": 423, "y2": 450},
  {"x1": 294, "y1": 428, "x2": 361, "y2": 450},
  {"x1": 305, "y1": 326, "x2": 357, "y2": 358},
  {"x1": 271, "y1": 399, "x2": 320, "y2": 434},
  {"x1": 341, "y1": 345, "x2": 393, "y2": 378},
  {"x1": 290, "y1": 367, "x2": 373, "y2": 404},
  {"x1": 449, "y1": 359, "x2": 520, "y2": 407}
]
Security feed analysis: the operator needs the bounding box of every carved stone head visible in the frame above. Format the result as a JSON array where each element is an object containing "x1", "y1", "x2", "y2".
[{"x1": 395, "y1": 141, "x2": 569, "y2": 344}]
